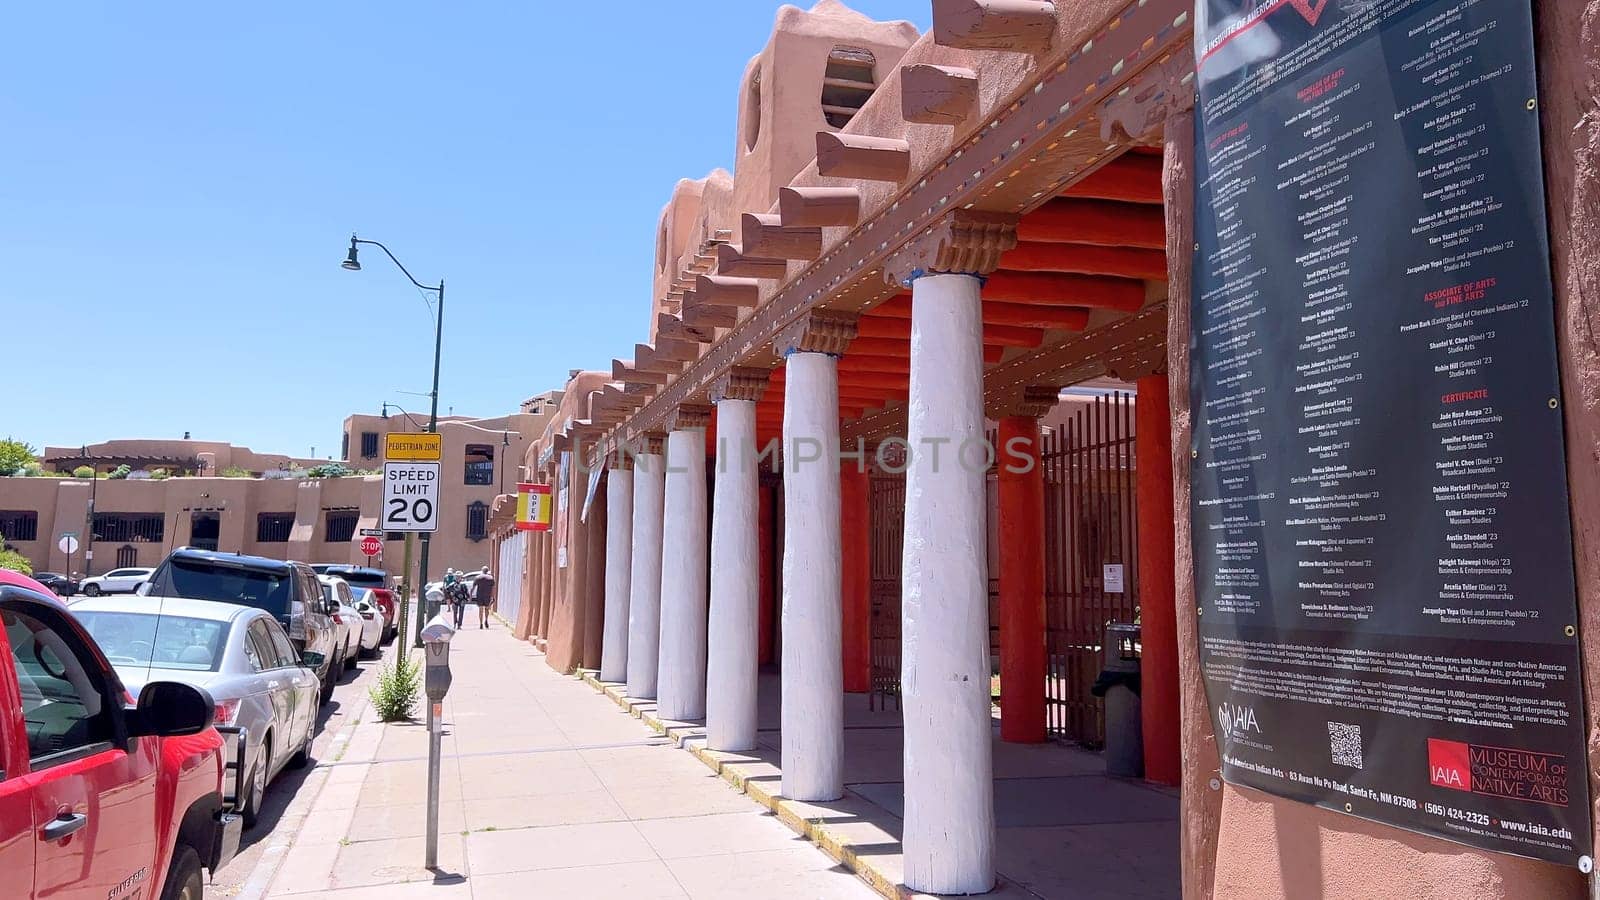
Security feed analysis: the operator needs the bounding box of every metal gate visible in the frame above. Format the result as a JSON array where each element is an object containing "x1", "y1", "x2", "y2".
[
  {"x1": 867, "y1": 469, "x2": 905, "y2": 709},
  {"x1": 1042, "y1": 392, "x2": 1139, "y2": 746}
]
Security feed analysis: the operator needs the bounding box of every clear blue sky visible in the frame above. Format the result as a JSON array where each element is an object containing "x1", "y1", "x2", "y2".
[{"x1": 3, "y1": 2, "x2": 928, "y2": 458}]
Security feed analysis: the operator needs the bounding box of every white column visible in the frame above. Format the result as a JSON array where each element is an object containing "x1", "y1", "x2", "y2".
[
  {"x1": 706, "y1": 396, "x2": 760, "y2": 751},
  {"x1": 600, "y1": 464, "x2": 634, "y2": 682},
  {"x1": 656, "y1": 423, "x2": 709, "y2": 721},
  {"x1": 781, "y1": 350, "x2": 843, "y2": 801},
  {"x1": 902, "y1": 272, "x2": 995, "y2": 894},
  {"x1": 625, "y1": 448, "x2": 665, "y2": 699}
]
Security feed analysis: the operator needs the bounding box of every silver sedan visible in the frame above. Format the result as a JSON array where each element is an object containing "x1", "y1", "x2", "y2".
[{"x1": 70, "y1": 594, "x2": 322, "y2": 827}]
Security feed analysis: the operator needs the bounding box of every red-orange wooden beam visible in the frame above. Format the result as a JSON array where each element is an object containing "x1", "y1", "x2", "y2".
[
  {"x1": 999, "y1": 242, "x2": 1167, "y2": 280},
  {"x1": 1058, "y1": 153, "x2": 1164, "y2": 204},
  {"x1": 984, "y1": 271, "x2": 1145, "y2": 311},
  {"x1": 1016, "y1": 198, "x2": 1166, "y2": 249}
]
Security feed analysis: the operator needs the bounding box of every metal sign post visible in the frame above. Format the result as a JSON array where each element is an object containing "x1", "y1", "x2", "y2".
[{"x1": 419, "y1": 615, "x2": 454, "y2": 870}]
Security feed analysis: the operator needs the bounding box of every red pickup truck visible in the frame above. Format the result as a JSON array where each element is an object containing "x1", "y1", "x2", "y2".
[{"x1": 0, "y1": 573, "x2": 244, "y2": 899}]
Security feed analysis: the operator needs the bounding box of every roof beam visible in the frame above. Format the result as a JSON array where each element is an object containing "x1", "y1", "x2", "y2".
[
  {"x1": 741, "y1": 213, "x2": 822, "y2": 261},
  {"x1": 695, "y1": 273, "x2": 763, "y2": 308},
  {"x1": 901, "y1": 64, "x2": 979, "y2": 125},
  {"x1": 715, "y1": 243, "x2": 790, "y2": 279},
  {"x1": 932, "y1": 0, "x2": 1057, "y2": 54},
  {"x1": 779, "y1": 186, "x2": 861, "y2": 227},
  {"x1": 816, "y1": 132, "x2": 912, "y2": 183}
]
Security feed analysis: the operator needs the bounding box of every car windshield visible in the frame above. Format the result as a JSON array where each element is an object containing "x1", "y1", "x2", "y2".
[
  {"x1": 331, "y1": 570, "x2": 385, "y2": 588},
  {"x1": 75, "y1": 610, "x2": 227, "y2": 671},
  {"x1": 347, "y1": 586, "x2": 370, "y2": 602},
  {"x1": 154, "y1": 558, "x2": 292, "y2": 613}
]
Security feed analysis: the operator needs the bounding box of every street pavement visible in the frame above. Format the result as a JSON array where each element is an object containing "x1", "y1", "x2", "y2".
[{"x1": 239, "y1": 620, "x2": 878, "y2": 899}]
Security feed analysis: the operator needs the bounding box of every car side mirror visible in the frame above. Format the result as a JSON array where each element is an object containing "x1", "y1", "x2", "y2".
[
  {"x1": 127, "y1": 681, "x2": 215, "y2": 738},
  {"x1": 301, "y1": 651, "x2": 326, "y2": 670},
  {"x1": 135, "y1": 582, "x2": 153, "y2": 597}
]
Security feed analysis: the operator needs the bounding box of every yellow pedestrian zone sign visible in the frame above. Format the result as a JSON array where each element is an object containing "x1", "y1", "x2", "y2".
[{"x1": 385, "y1": 432, "x2": 442, "y2": 461}]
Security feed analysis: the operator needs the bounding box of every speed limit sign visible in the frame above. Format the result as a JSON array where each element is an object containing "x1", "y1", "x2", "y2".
[{"x1": 382, "y1": 462, "x2": 440, "y2": 532}]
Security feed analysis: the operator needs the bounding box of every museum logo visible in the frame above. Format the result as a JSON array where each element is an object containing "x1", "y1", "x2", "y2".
[
  {"x1": 1428, "y1": 738, "x2": 1571, "y2": 806},
  {"x1": 1217, "y1": 702, "x2": 1262, "y2": 739}
]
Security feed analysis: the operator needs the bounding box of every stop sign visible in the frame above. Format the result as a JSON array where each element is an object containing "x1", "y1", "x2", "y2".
[{"x1": 359, "y1": 536, "x2": 383, "y2": 557}]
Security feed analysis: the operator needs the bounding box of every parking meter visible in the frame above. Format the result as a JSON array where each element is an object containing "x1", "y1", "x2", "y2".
[
  {"x1": 419, "y1": 613, "x2": 454, "y2": 870},
  {"x1": 421, "y1": 615, "x2": 454, "y2": 704}
]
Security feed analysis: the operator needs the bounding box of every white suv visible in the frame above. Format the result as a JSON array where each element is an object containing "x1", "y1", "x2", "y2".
[{"x1": 79, "y1": 566, "x2": 155, "y2": 596}]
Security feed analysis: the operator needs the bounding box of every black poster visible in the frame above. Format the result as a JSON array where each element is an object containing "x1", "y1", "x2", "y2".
[{"x1": 1189, "y1": 0, "x2": 1591, "y2": 866}]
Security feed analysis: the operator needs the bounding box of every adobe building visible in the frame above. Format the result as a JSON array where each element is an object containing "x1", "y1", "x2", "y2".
[
  {"x1": 3, "y1": 398, "x2": 556, "y2": 585},
  {"x1": 489, "y1": 2, "x2": 1600, "y2": 898}
]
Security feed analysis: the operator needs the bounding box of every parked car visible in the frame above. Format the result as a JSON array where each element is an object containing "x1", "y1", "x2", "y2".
[
  {"x1": 31, "y1": 571, "x2": 78, "y2": 596},
  {"x1": 142, "y1": 549, "x2": 342, "y2": 705},
  {"x1": 322, "y1": 566, "x2": 398, "y2": 641},
  {"x1": 1, "y1": 577, "x2": 243, "y2": 898},
  {"x1": 349, "y1": 590, "x2": 386, "y2": 657},
  {"x1": 317, "y1": 575, "x2": 362, "y2": 672},
  {"x1": 79, "y1": 565, "x2": 154, "y2": 596},
  {"x1": 71, "y1": 594, "x2": 323, "y2": 827}
]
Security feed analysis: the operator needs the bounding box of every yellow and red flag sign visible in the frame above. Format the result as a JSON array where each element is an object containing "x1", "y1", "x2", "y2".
[{"x1": 516, "y1": 482, "x2": 553, "y2": 532}]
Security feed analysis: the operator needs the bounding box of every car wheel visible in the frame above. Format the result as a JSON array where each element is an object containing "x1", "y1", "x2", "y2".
[
  {"x1": 160, "y1": 844, "x2": 204, "y2": 900},
  {"x1": 83, "y1": 584, "x2": 101, "y2": 596},
  {"x1": 242, "y1": 736, "x2": 270, "y2": 828},
  {"x1": 320, "y1": 665, "x2": 336, "y2": 705},
  {"x1": 287, "y1": 722, "x2": 314, "y2": 770}
]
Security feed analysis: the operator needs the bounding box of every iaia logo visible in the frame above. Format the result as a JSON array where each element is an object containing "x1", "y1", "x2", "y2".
[{"x1": 1217, "y1": 702, "x2": 1262, "y2": 738}]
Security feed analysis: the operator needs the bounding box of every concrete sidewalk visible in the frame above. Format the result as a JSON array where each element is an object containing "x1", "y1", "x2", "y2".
[{"x1": 251, "y1": 622, "x2": 876, "y2": 899}]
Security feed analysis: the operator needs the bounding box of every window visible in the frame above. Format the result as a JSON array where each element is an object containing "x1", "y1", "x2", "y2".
[
  {"x1": 821, "y1": 46, "x2": 876, "y2": 128},
  {"x1": 2, "y1": 603, "x2": 115, "y2": 767},
  {"x1": 75, "y1": 611, "x2": 227, "y2": 671},
  {"x1": 243, "y1": 621, "x2": 271, "y2": 672},
  {"x1": 92, "y1": 512, "x2": 164, "y2": 543},
  {"x1": 257, "y1": 512, "x2": 294, "y2": 543},
  {"x1": 115, "y1": 545, "x2": 137, "y2": 568},
  {"x1": 466, "y1": 501, "x2": 488, "y2": 542},
  {"x1": 464, "y1": 444, "x2": 495, "y2": 485},
  {"x1": 189, "y1": 511, "x2": 220, "y2": 552},
  {"x1": 325, "y1": 509, "x2": 359, "y2": 543},
  {"x1": 148, "y1": 558, "x2": 292, "y2": 614},
  {"x1": 360, "y1": 431, "x2": 380, "y2": 459},
  {"x1": 266, "y1": 620, "x2": 299, "y2": 667},
  {"x1": 0, "y1": 511, "x2": 38, "y2": 543}
]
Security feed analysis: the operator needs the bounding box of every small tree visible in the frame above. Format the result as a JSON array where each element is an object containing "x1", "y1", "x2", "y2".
[
  {"x1": 106, "y1": 464, "x2": 132, "y2": 480},
  {"x1": 0, "y1": 438, "x2": 37, "y2": 476},
  {"x1": 0, "y1": 539, "x2": 31, "y2": 575},
  {"x1": 72, "y1": 465, "x2": 94, "y2": 479}
]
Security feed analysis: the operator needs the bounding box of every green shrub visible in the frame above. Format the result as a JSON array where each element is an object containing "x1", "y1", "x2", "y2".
[
  {"x1": 369, "y1": 652, "x2": 421, "y2": 722},
  {"x1": 306, "y1": 462, "x2": 353, "y2": 479},
  {"x1": 106, "y1": 464, "x2": 132, "y2": 480},
  {"x1": 71, "y1": 465, "x2": 94, "y2": 478},
  {"x1": 0, "y1": 539, "x2": 30, "y2": 574},
  {"x1": 149, "y1": 468, "x2": 170, "y2": 481},
  {"x1": 219, "y1": 466, "x2": 252, "y2": 478}
]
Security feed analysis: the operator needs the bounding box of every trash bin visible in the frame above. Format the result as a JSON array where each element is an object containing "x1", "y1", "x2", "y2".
[{"x1": 1091, "y1": 622, "x2": 1143, "y2": 778}]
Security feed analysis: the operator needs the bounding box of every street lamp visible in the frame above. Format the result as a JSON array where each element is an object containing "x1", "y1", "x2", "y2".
[{"x1": 343, "y1": 234, "x2": 444, "y2": 648}]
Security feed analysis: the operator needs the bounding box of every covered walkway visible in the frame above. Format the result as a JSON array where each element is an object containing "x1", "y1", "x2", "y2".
[{"x1": 582, "y1": 669, "x2": 1180, "y2": 899}]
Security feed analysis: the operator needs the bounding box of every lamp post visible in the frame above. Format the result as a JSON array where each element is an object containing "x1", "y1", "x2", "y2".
[
  {"x1": 80, "y1": 446, "x2": 97, "y2": 579},
  {"x1": 343, "y1": 234, "x2": 443, "y2": 648},
  {"x1": 498, "y1": 431, "x2": 510, "y2": 495}
]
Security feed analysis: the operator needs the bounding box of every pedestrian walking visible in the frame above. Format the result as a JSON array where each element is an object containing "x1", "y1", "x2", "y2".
[
  {"x1": 445, "y1": 569, "x2": 466, "y2": 629},
  {"x1": 471, "y1": 565, "x2": 496, "y2": 629}
]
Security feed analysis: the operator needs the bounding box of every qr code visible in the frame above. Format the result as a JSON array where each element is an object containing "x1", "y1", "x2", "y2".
[{"x1": 1328, "y1": 722, "x2": 1363, "y2": 769}]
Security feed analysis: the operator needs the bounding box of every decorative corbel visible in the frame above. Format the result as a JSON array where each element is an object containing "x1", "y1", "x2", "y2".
[
  {"x1": 901, "y1": 64, "x2": 980, "y2": 125},
  {"x1": 932, "y1": 0, "x2": 1056, "y2": 54},
  {"x1": 710, "y1": 366, "x2": 771, "y2": 403},
  {"x1": 665, "y1": 403, "x2": 713, "y2": 432},
  {"x1": 773, "y1": 309, "x2": 859, "y2": 358},
  {"x1": 882, "y1": 210, "x2": 1019, "y2": 285}
]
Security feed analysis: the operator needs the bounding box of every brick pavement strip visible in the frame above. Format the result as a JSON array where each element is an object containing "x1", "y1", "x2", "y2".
[{"x1": 247, "y1": 619, "x2": 878, "y2": 899}]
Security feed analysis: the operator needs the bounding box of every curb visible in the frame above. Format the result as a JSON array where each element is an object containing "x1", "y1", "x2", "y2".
[
  {"x1": 575, "y1": 670, "x2": 909, "y2": 900},
  {"x1": 233, "y1": 651, "x2": 395, "y2": 900}
]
